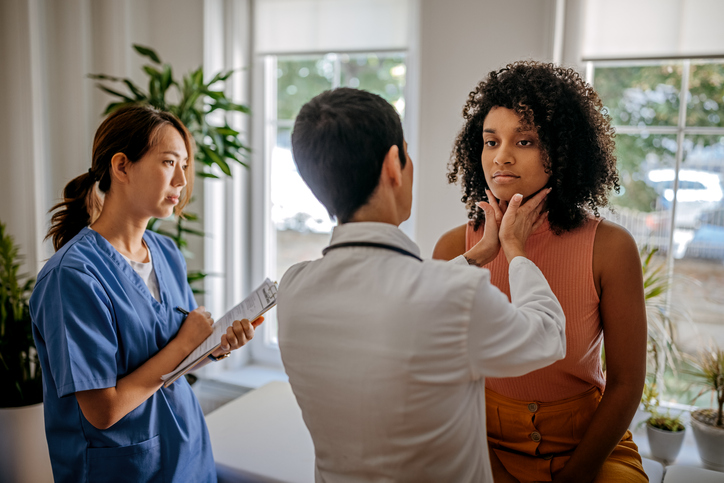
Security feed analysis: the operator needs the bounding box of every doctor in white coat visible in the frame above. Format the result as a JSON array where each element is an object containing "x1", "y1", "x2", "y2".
[{"x1": 277, "y1": 87, "x2": 566, "y2": 482}]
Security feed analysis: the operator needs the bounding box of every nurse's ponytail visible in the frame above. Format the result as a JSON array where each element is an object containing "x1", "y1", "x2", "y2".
[
  {"x1": 46, "y1": 170, "x2": 103, "y2": 251},
  {"x1": 47, "y1": 105, "x2": 195, "y2": 251}
]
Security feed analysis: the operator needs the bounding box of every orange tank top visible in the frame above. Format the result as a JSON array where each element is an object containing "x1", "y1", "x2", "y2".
[{"x1": 466, "y1": 217, "x2": 605, "y2": 402}]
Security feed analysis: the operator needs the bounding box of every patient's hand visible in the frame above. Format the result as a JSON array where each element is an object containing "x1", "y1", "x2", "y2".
[{"x1": 498, "y1": 188, "x2": 550, "y2": 262}]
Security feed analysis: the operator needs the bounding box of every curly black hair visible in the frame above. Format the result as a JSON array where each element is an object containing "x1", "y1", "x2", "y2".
[{"x1": 448, "y1": 60, "x2": 619, "y2": 234}]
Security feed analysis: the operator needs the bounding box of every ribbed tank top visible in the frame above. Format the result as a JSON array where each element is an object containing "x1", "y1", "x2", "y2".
[{"x1": 466, "y1": 217, "x2": 605, "y2": 402}]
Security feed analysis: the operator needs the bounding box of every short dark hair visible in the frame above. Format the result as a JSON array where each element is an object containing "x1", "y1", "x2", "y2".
[
  {"x1": 291, "y1": 88, "x2": 405, "y2": 223},
  {"x1": 449, "y1": 61, "x2": 619, "y2": 233}
]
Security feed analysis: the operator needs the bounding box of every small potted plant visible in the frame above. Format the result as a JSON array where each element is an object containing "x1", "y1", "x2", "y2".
[
  {"x1": 640, "y1": 380, "x2": 686, "y2": 464},
  {"x1": 685, "y1": 346, "x2": 724, "y2": 472},
  {"x1": 0, "y1": 221, "x2": 51, "y2": 481}
]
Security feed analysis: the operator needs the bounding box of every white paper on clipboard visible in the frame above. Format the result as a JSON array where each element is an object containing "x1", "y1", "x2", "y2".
[{"x1": 162, "y1": 278, "x2": 278, "y2": 387}]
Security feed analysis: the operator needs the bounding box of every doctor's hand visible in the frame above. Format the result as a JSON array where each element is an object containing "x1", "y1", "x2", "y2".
[
  {"x1": 176, "y1": 306, "x2": 215, "y2": 353},
  {"x1": 210, "y1": 316, "x2": 265, "y2": 358},
  {"x1": 462, "y1": 200, "x2": 500, "y2": 267}
]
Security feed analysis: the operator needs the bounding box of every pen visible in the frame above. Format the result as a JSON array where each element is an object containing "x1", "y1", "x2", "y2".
[{"x1": 175, "y1": 306, "x2": 190, "y2": 315}]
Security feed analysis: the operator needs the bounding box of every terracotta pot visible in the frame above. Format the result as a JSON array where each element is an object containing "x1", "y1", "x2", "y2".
[
  {"x1": 646, "y1": 422, "x2": 686, "y2": 464},
  {"x1": 0, "y1": 402, "x2": 53, "y2": 482},
  {"x1": 690, "y1": 409, "x2": 724, "y2": 472}
]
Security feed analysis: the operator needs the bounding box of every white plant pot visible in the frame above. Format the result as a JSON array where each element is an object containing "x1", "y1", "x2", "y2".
[
  {"x1": 646, "y1": 423, "x2": 686, "y2": 464},
  {"x1": 0, "y1": 402, "x2": 53, "y2": 482},
  {"x1": 690, "y1": 409, "x2": 724, "y2": 472}
]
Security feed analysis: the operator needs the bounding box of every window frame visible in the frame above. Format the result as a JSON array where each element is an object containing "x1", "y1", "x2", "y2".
[
  {"x1": 248, "y1": 50, "x2": 411, "y2": 367},
  {"x1": 589, "y1": 57, "x2": 724, "y2": 405},
  {"x1": 588, "y1": 57, "x2": 724, "y2": 273}
]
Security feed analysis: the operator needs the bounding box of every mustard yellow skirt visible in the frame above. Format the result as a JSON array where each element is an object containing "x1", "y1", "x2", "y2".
[{"x1": 486, "y1": 386, "x2": 648, "y2": 482}]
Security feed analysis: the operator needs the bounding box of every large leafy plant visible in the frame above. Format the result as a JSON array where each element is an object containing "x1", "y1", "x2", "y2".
[
  {"x1": 0, "y1": 222, "x2": 42, "y2": 407},
  {"x1": 89, "y1": 45, "x2": 250, "y2": 291}
]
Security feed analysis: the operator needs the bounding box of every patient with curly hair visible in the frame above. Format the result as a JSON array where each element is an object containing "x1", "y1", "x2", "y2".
[{"x1": 434, "y1": 61, "x2": 649, "y2": 483}]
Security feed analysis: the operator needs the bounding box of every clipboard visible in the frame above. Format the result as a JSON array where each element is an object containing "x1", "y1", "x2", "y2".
[{"x1": 162, "y1": 278, "x2": 278, "y2": 387}]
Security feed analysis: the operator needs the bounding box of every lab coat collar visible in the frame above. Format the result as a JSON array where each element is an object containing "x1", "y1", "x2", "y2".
[{"x1": 328, "y1": 222, "x2": 422, "y2": 259}]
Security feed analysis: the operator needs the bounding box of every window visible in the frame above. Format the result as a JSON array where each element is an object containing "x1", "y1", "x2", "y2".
[
  {"x1": 251, "y1": 52, "x2": 406, "y2": 364},
  {"x1": 591, "y1": 60, "x2": 724, "y2": 404}
]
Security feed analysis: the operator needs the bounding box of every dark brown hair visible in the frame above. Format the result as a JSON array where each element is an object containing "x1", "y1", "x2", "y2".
[
  {"x1": 449, "y1": 60, "x2": 619, "y2": 233},
  {"x1": 47, "y1": 105, "x2": 195, "y2": 250}
]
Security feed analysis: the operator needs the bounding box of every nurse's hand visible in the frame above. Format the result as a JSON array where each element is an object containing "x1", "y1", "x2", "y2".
[
  {"x1": 176, "y1": 306, "x2": 215, "y2": 353},
  {"x1": 211, "y1": 316, "x2": 265, "y2": 357}
]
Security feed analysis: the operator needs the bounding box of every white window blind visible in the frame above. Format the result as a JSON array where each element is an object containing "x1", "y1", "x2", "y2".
[
  {"x1": 583, "y1": 0, "x2": 724, "y2": 60},
  {"x1": 254, "y1": 0, "x2": 411, "y2": 54}
]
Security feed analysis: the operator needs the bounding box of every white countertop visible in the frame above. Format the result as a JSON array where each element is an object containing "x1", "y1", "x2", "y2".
[{"x1": 206, "y1": 381, "x2": 315, "y2": 483}]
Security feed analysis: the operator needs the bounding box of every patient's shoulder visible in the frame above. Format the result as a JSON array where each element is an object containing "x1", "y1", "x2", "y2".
[{"x1": 432, "y1": 224, "x2": 467, "y2": 261}]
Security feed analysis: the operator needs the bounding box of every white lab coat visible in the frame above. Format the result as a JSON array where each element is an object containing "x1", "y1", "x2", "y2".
[{"x1": 277, "y1": 222, "x2": 566, "y2": 482}]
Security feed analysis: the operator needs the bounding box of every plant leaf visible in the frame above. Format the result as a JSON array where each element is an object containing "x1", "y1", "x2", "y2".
[
  {"x1": 96, "y1": 85, "x2": 135, "y2": 103},
  {"x1": 161, "y1": 65, "x2": 173, "y2": 93},
  {"x1": 123, "y1": 79, "x2": 147, "y2": 101},
  {"x1": 200, "y1": 145, "x2": 231, "y2": 176},
  {"x1": 88, "y1": 73, "x2": 125, "y2": 82},
  {"x1": 196, "y1": 171, "x2": 220, "y2": 179},
  {"x1": 133, "y1": 44, "x2": 162, "y2": 64}
]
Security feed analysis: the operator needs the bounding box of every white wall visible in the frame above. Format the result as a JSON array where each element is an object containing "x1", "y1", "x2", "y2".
[{"x1": 413, "y1": 0, "x2": 558, "y2": 257}]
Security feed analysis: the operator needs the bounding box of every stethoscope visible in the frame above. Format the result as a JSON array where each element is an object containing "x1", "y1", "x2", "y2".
[{"x1": 322, "y1": 242, "x2": 423, "y2": 262}]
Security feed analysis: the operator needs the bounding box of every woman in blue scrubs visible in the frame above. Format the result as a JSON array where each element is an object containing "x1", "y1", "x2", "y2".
[{"x1": 30, "y1": 105, "x2": 257, "y2": 482}]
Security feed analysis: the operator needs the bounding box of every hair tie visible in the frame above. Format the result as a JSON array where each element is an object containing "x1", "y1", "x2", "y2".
[{"x1": 88, "y1": 168, "x2": 97, "y2": 182}]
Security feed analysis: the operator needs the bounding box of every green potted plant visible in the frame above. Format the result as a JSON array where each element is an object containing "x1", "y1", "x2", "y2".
[
  {"x1": 640, "y1": 379, "x2": 686, "y2": 464},
  {"x1": 685, "y1": 346, "x2": 724, "y2": 471},
  {"x1": 0, "y1": 221, "x2": 41, "y2": 407},
  {"x1": 89, "y1": 44, "x2": 251, "y2": 292},
  {"x1": 0, "y1": 221, "x2": 52, "y2": 481}
]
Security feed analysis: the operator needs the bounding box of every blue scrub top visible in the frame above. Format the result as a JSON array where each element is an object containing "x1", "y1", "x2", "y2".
[{"x1": 30, "y1": 228, "x2": 216, "y2": 483}]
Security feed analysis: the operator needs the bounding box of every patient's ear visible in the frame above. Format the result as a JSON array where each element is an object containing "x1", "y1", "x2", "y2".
[{"x1": 381, "y1": 145, "x2": 403, "y2": 187}]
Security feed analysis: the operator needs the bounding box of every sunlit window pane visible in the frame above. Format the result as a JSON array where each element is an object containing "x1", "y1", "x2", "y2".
[
  {"x1": 608, "y1": 133, "x2": 677, "y2": 255},
  {"x1": 265, "y1": 52, "x2": 406, "y2": 345},
  {"x1": 594, "y1": 64, "x2": 682, "y2": 127},
  {"x1": 594, "y1": 60, "x2": 724, "y2": 407},
  {"x1": 339, "y1": 54, "x2": 407, "y2": 117},
  {"x1": 674, "y1": 135, "x2": 724, "y2": 351},
  {"x1": 687, "y1": 63, "x2": 724, "y2": 128},
  {"x1": 277, "y1": 56, "x2": 334, "y2": 121},
  {"x1": 271, "y1": 127, "x2": 334, "y2": 283}
]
